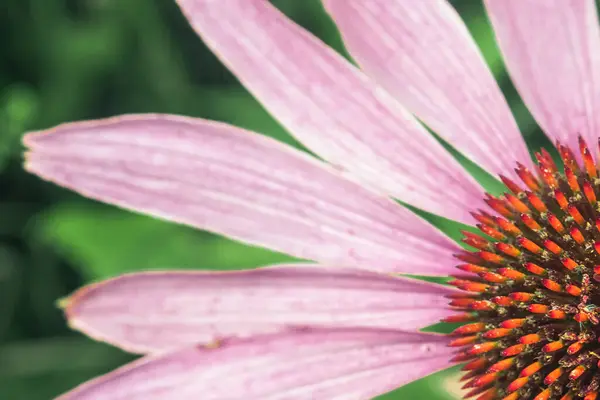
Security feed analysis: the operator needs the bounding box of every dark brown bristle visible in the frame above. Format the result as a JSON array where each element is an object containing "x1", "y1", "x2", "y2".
[{"x1": 449, "y1": 142, "x2": 600, "y2": 399}]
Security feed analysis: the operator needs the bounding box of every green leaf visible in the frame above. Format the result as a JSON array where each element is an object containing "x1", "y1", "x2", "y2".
[
  {"x1": 377, "y1": 365, "x2": 461, "y2": 400},
  {"x1": 0, "y1": 337, "x2": 133, "y2": 400},
  {"x1": 35, "y1": 203, "x2": 296, "y2": 280}
]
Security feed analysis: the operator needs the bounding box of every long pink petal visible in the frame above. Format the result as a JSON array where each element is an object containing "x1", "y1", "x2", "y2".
[
  {"x1": 324, "y1": 0, "x2": 532, "y2": 181},
  {"x1": 24, "y1": 114, "x2": 460, "y2": 276},
  {"x1": 485, "y1": 0, "x2": 600, "y2": 152},
  {"x1": 174, "y1": 0, "x2": 484, "y2": 224},
  {"x1": 64, "y1": 265, "x2": 456, "y2": 354},
  {"x1": 57, "y1": 328, "x2": 454, "y2": 399}
]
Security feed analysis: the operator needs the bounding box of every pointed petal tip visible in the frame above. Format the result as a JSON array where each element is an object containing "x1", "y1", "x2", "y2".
[{"x1": 22, "y1": 131, "x2": 43, "y2": 149}]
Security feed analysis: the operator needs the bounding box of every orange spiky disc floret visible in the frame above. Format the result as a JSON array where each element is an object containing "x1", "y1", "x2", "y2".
[{"x1": 449, "y1": 137, "x2": 600, "y2": 400}]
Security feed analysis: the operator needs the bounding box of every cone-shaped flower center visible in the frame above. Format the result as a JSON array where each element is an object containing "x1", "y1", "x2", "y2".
[{"x1": 449, "y1": 138, "x2": 600, "y2": 400}]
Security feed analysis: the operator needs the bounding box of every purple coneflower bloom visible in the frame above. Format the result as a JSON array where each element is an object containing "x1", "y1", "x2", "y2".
[{"x1": 22, "y1": 0, "x2": 600, "y2": 399}]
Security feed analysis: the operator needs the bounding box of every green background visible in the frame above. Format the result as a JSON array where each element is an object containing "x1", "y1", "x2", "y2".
[{"x1": 0, "y1": 0, "x2": 550, "y2": 398}]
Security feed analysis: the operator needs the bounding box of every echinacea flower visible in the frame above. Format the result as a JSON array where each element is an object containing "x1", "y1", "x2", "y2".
[{"x1": 22, "y1": 0, "x2": 600, "y2": 399}]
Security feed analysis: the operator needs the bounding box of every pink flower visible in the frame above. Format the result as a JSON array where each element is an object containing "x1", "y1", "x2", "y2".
[{"x1": 22, "y1": 0, "x2": 600, "y2": 399}]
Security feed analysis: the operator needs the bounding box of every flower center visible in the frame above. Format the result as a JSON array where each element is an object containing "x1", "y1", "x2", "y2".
[{"x1": 449, "y1": 138, "x2": 600, "y2": 400}]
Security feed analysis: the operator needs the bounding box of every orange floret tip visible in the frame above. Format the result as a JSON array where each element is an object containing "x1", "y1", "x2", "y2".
[
  {"x1": 457, "y1": 263, "x2": 488, "y2": 274},
  {"x1": 527, "y1": 192, "x2": 547, "y2": 212},
  {"x1": 534, "y1": 388, "x2": 552, "y2": 400},
  {"x1": 468, "y1": 342, "x2": 498, "y2": 355},
  {"x1": 453, "y1": 281, "x2": 490, "y2": 293},
  {"x1": 500, "y1": 175, "x2": 523, "y2": 194},
  {"x1": 584, "y1": 181, "x2": 597, "y2": 203},
  {"x1": 483, "y1": 328, "x2": 512, "y2": 339},
  {"x1": 462, "y1": 357, "x2": 488, "y2": 371},
  {"x1": 515, "y1": 163, "x2": 541, "y2": 192},
  {"x1": 570, "y1": 227, "x2": 585, "y2": 244},
  {"x1": 469, "y1": 300, "x2": 495, "y2": 311},
  {"x1": 452, "y1": 323, "x2": 486, "y2": 336},
  {"x1": 484, "y1": 196, "x2": 514, "y2": 218},
  {"x1": 528, "y1": 304, "x2": 549, "y2": 314},
  {"x1": 521, "y1": 213, "x2": 541, "y2": 231},
  {"x1": 538, "y1": 162, "x2": 559, "y2": 188},
  {"x1": 497, "y1": 268, "x2": 525, "y2": 280},
  {"x1": 507, "y1": 376, "x2": 529, "y2": 392},
  {"x1": 479, "y1": 271, "x2": 507, "y2": 283},
  {"x1": 542, "y1": 279, "x2": 562, "y2": 292},
  {"x1": 569, "y1": 204, "x2": 586, "y2": 225},
  {"x1": 524, "y1": 262, "x2": 546, "y2": 275},
  {"x1": 540, "y1": 148, "x2": 559, "y2": 171},
  {"x1": 565, "y1": 166, "x2": 581, "y2": 192},
  {"x1": 487, "y1": 358, "x2": 515, "y2": 373},
  {"x1": 517, "y1": 237, "x2": 543, "y2": 254},
  {"x1": 502, "y1": 344, "x2": 525, "y2": 357},
  {"x1": 520, "y1": 361, "x2": 542, "y2": 377},
  {"x1": 471, "y1": 211, "x2": 497, "y2": 227},
  {"x1": 479, "y1": 251, "x2": 505, "y2": 264},
  {"x1": 496, "y1": 242, "x2": 521, "y2": 258},
  {"x1": 567, "y1": 341, "x2": 584, "y2": 355},
  {"x1": 561, "y1": 257, "x2": 578, "y2": 271},
  {"x1": 450, "y1": 298, "x2": 476, "y2": 308},
  {"x1": 473, "y1": 372, "x2": 498, "y2": 388},
  {"x1": 574, "y1": 312, "x2": 589, "y2": 323},
  {"x1": 500, "y1": 318, "x2": 526, "y2": 329},
  {"x1": 506, "y1": 194, "x2": 529, "y2": 213},
  {"x1": 519, "y1": 333, "x2": 542, "y2": 345},
  {"x1": 450, "y1": 336, "x2": 478, "y2": 347},
  {"x1": 569, "y1": 365, "x2": 586, "y2": 380},
  {"x1": 543, "y1": 341, "x2": 564, "y2": 353},
  {"x1": 463, "y1": 237, "x2": 488, "y2": 250},
  {"x1": 491, "y1": 296, "x2": 513, "y2": 306},
  {"x1": 494, "y1": 217, "x2": 522, "y2": 235},
  {"x1": 543, "y1": 239, "x2": 562, "y2": 255},
  {"x1": 555, "y1": 189, "x2": 569, "y2": 210},
  {"x1": 547, "y1": 309, "x2": 567, "y2": 319},
  {"x1": 548, "y1": 214, "x2": 565, "y2": 233},
  {"x1": 558, "y1": 142, "x2": 579, "y2": 171},
  {"x1": 477, "y1": 224, "x2": 505, "y2": 240},
  {"x1": 565, "y1": 284, "x2": 582, "y2": 296},
  {"x1": 510, "y1": 292, "x2": 534, "y2": 302},
  {"x1": 580, "y1": 136, "x2": 598, "y2": 179},
  {"x1": 544, "y1": 367, "x2": 563, "y2": 385}
]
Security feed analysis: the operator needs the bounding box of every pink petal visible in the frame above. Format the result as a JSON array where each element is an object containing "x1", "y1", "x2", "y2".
[
  {"x1": 174, "y1": 0, "x2": 484, "y2": 224},
  {"x1": 24, "y1": 114, "x2": 460, "y2": 276},
  {"x1": 485, "y1": 0, "x2": 600, "y2": 152},
  {"x1": 57, "y1": 328, "x2": 454, "y2": 400},
  {"x1": 64, "y1": 265, "x2": 456, "y2": 354},
  {"x1": 324, "y1": 0, "x2": 532, "y2": 181}
]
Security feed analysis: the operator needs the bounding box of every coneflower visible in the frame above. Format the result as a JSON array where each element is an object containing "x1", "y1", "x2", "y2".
[{"x1": 23, "y1": 1, "x2": 600, "y2": 399}]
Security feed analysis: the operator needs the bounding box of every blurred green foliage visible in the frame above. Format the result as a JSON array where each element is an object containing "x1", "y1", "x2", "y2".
[{"x1": 1, "y1": 0, "x2": 550, "y2": 399}]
